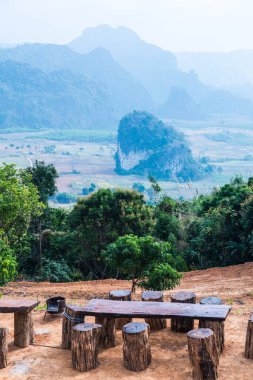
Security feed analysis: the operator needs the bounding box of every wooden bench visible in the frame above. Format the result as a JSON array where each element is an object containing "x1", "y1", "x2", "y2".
[
  {"x1": 69, "y1": 299, "x2": 231, "y2": 348},
  {"x1": 0, "y1": 299, "x2": 39, "y2": 348}
]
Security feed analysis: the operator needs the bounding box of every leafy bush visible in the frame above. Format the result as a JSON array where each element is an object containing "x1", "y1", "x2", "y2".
[
  {"x1": 36, "y1": 259, "x2": 72, "y2": 283},
  {"x1": 0, "y1": 238, "x2": 17, "y2": 285}
]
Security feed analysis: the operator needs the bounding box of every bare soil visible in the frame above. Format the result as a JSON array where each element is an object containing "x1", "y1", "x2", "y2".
[{"x1": 1, "y1": 262, "x2": 253, "y2": 379}]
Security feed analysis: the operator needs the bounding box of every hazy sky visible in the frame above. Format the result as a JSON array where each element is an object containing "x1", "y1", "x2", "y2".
[{"x1": 0, "y1": 0, "x2": 252, "y2": 52}]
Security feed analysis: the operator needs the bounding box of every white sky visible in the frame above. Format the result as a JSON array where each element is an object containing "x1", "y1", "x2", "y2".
[{"x1": 0, "y1": 0, "x2": 252, "y2": 52}]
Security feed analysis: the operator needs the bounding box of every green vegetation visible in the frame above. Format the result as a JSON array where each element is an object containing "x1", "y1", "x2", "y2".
[
  {"x1": 104, "y1": 235, "x2": 181, "y2": 292},
  {"x1": 1, "y1": 161, "x2": 253, "y2": 290}
]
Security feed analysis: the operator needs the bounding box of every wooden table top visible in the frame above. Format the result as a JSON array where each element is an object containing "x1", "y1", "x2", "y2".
[
  {"x1": 0, "y1": 299, "x2": 40, "y2": 313},
  {"x1": 83, "y1": 299, "x2": 231, "y2": 321}
]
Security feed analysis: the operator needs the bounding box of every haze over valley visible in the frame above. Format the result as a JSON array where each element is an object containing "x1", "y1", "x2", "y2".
[{"x1": 1, "y1": 23, "x2": 253, "y2": 203}]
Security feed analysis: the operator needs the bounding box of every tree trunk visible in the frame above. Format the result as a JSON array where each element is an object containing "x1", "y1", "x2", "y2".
[
  {"x1": 199, "y1": 320, "x2": 224, "y2": 354},
  {"x1": 187, "y1": 328, "x2": 219, "y2": 380},
  {"x1": 171, "y1": 291, "x2": 196, "y2": 333},
  {"x1": 0, "y1": 328, "x2": 8, "y2": 369},
  {"x1": 122, "y1": 322, "x2": 151, "y2": 372},
  {"x1": 62, "y1": 305, "x2": 85, "y2": 349},
  {"x1": 71, "y1": 323, "x2": 102, "y2": 372},
  {"x1": 245, "y1": 314, "x2": 253, "y2": 359},
  {"x1": 141, "y1": 291, "x2": 166, "y2": 330},
  {"x1": 14, "y1": 311, "x2": 33, "y2": 348},
  {"x1": 95, "y1": 316, "x2": 116, "y2": 348},
  {"x1": 109, "y1": 290, "x2": 132, "y2": 330}
]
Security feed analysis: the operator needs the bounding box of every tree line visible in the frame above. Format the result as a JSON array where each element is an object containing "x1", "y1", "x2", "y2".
[{"x1": 1, "y1": 161, "x2": 253, "y2": 291}]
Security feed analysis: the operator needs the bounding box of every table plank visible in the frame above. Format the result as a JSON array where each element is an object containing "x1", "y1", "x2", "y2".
[
  {"x1": 83, "y1": 299, "x2": 231, "y2": 321},
  {"x1": 0, "y1": 299, "x2": 40, "y2": 313}
]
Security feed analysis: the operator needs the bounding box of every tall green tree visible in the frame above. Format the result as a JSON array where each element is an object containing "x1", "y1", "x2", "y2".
[
  {"x1": 23, "y1": 160, "x2": 58, "y2": 204},
  {"x1": 103, "y1": 234, "x2": 182, "y2": 292},
  {"x1": 0, "y1": 164, "x2": 42, "y2": 282},
  {"x1": 69, "y1": 189, "x2": 154, "y2": 279}
]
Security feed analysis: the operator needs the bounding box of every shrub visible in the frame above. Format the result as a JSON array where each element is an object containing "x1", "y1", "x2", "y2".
[
  {"x1": 36, "y1": 259, "x2": 72, "y2": 283},
  {"x1": 0, "y1": 238, "x2": 17, "y2": 285}
]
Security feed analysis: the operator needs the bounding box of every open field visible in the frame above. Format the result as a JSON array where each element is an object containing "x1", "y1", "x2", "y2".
[
  {"x1": 0, "y1": 262, "x2": 253, "y2": 379},
  {"x1": 1, "y1": 118, "x2": 253, "y2": 203}
]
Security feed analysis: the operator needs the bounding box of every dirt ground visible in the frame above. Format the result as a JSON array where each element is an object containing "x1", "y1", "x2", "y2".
[{"x1": 1, "y1": 262, "x2": 253, "y2": 379}]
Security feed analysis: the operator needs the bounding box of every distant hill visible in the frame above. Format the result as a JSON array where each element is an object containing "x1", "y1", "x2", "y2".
[
  {"x1": 176, "y1": 50, "x2": 253, "y2": 87},
  {"x1": 159, "y1": 87, "x2": 206, "y2": 120},
  {"x1": 200, "y1": 90, "x2": 253, "y2": 117},
  {"x1": 0, "y1": 43, "x2": 153, "y2": 121},
  {"x1": 115, "y1": 111, "x2": 202, "y2": 181},
  {"x1": 68, "y1": 25, "x2": 209, "y2": 103},
  {"x1": 0, "y1": 60, "x2": 114, "y2": 129}
]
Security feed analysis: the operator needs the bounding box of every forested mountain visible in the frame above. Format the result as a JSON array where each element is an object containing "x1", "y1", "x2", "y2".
[
  {"x1": 68, "y1": 25, "x2": 209, "y2": 103},
  {"x1": 1, "y1": 27, "x2": 253, "y2": 128},
  {"x1": 0, "y1": 43, "x2": 153, "y2": 124},
  {"x1": 115, "y1": 111, "x2": 202, "y2": 180},
  {"x1": 0, "y1": 60, "x2": 114, "y2": 129}
]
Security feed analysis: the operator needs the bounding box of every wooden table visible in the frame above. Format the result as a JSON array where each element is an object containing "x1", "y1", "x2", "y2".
[
  {"x1": 0, "y1": 299, "x2": 39, "y2": 348},
  {"x1": 83, "y1": 299, "x2": 231, "y2": 320},
  {"x1": 62, "y1": 299, "x2": 231, "y2": 349}
]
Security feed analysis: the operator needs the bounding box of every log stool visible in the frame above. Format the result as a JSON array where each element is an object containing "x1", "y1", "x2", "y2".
[
  {"x1": 141, "y1": 291, "x2": 166, "y2": 330},
  {"x1": 122, "y1": 322, "x2": 151, "y2": 372},
  {"x1": 109, "y1": 290, "x2": 132, "y2": 330},
  {"x1": 171, "y1": 291, "x2": 196, "y2": 332},
  {"x1": 199, "y1": 297, "x2": 224, "y2": 354},
  {"x1": 245, "y1": 313, "x2": 253, "y2": 359},
  {"x1": 62, "y1": 305, "x2": 85, "y2": 349},
  {"x1": 200, "y1": 297, "x2": 223, "y2": 305},
  {"x1": 187, "y1": 328, "x2": 219, "y2": 380},
  {"x1": 71, "y1": 323, "x2": 102, "y2": 372},
  {"x1": 0, "y1": 328, "x2": 8, "y2": 369}
]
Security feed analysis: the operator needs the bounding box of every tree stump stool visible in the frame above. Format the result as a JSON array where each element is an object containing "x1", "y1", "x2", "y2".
[
  {"x1": 245, "y1": 313, "x2": 253, "y2": 359},
  {"x1": 14, "y1": 311, "x2": 33, "y2": 348},
  {"x1": 187, "y1": 328, "x2": 219, "y2": 380},
  {"x1": 199, "y1": 297, "x2": 224, "y2": 354},
  {"x1": 171, "y1": 291, "x2": 196, "y2": 332},
  {"x1": 109, "y1": 290, "x2": 132, "y2": 330},
  {"x1": 95, "y1": 316, "x2": 116, "y2": 348},
  {"x1": 200, "y1": 297, "x2": 223, "y2": 306},
  {"x1": 141, "y1": 291, "x2": 166, "y2": 330},
  {"x1": 122, "y1": 322, "x2": 151, "y2": 372},
  {"x1": 62, "y1": 305, "x2": 85, "y2": 349},
  {"x1": 71, "y1": 323, "x2": 102, "y2": 372},
  {"x1": 0, "y1": 328, "x2": 8, "y2": 369}
]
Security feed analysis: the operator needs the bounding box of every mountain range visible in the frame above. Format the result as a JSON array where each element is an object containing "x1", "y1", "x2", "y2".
[{"x1": 1, "y1": 25, "x2": 253, "y2": 130}]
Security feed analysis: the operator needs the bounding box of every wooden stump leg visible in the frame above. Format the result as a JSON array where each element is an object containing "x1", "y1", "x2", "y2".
[
  {"x1": 0, "y1": 328, "x2": 8, "y2": 369},
  {"x1": 199, "y1": 320, "x2": 224, "y2": 354},
  {"x1": 109, "y1": 290, "x2": 132, "y2": 330},
  {"x1": 142, "y1": 291, "x2": 166, "y2": 331},
  {"x1": 95, "y1": 316, "x2": 116, "y2": 348},
  {"x1": 245, "y1": 314, "x2": 253, "y2": 359},
  {"x1": 122, "y1": 322, "x2": 151, "y2": 372},
  {"x1": 187, "y1": 328, "x2": 219, "y2": 380},
  {"x1": 72, "y1": 323, "x2": 102, "y2": 372},
  {"x1": 171, "y1": 317, "x2": 194, "y2": 333},
  {"x1": 62, "y1": 305, "x2": 85, "y2": 349},
  {"x1": 14, "y1": 311, "x2": 31, "y2": 348},
  {"x1": 171, "y1": 291, "x2": 196, "y2": 333}
]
